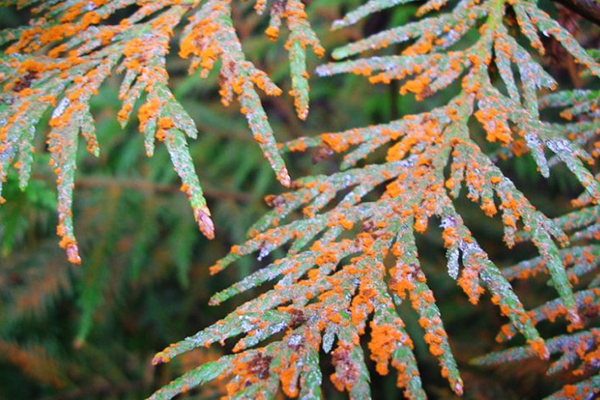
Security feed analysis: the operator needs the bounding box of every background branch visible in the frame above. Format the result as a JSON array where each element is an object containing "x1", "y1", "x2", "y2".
[{"x1": 554, "y1": 0, "x2": 600, "y2": 26}]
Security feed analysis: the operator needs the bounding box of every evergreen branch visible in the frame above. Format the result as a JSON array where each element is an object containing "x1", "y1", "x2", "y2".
[
  {"x1": 153, "y1": 0, "x2": 600, "y2": 398},
  {"x1": 0, "y1": 0, "x2": 322, "y2": 264},
  {"x1": 555, "y1": 0, "x2": 600, "y2": 25}
]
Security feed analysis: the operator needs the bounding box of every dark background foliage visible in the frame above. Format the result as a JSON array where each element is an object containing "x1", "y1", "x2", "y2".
[{"x1": 0, "y1": 1, "x2": 598, "y2": 399}]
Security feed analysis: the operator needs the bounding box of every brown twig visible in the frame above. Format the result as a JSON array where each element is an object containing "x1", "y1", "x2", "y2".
[{"x1": 554, "y1": 0, "x2": 600, "y2": 26}]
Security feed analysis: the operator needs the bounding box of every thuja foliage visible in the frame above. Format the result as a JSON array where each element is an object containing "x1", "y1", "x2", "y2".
[
  {"x1": 150, "y1": 1, "x2": 600, "y2": 399},
  {"x1": 472, "y1": 91, "x2": 600, "y2": 399},
  {"x1": 2, "y1": 0, "x2": 600, "y2": 399},
  {"x1": 0, "y1": 0, "x2": 323, "y2": 264}
]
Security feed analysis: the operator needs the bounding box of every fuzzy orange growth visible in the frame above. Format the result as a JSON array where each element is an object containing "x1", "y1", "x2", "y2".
[
  {"x1": 328, "y1": 312, "x2": 342, "y2": 324},
  {"x1": 46, "y1": 43, "x2": 69, "y2": 59},
  {"x1": 279, "y1": 355, "x2": 299, "y2": 397},
  {"x1": 496, "y1": 324, "x2": 514, "y2": 343},
  {"x1": 446, "y1": 107, "x2": 462, "y2": 121},
  {"x1": 410, "y1": 287, "x2": 436, "y2": 317},
  {"x1": 208, "y1": 259, "x2": 227, "y2": 275},
  {"x1": 400, "y1": 75, "x2": 431, "y2": 100},
  {"x1": 250, "y1": 71, "x2": 282, "y2": 96},
  {"x1": 265, "y1": 26, "x2": 280, "y2": 41},
  {"x1": 587, "y1": 144, "x2": 600, "y2": 167},
  {"x1": 229, "y1": 76, "x2": 245, "y2": 98},
  {"x1": 97, "y1": 28, "x2": 115, "y2": 45},
  {"x1": 581, "y1": 346, "x2": 600, "y2": 373},
  {"x1": 474, "y1": 108, "x2": 512, "y2": 145},
  {"x1": 368, "y1": 324, "x2": 410, "y2": 375},
  {"x1": 413, "y1": 215, "x2": 428, "y2": 233},
  {"x1": 225, "y1": 353, "x2": 273, "y2": 396},
  {"x1": 562, "y1": 384, "x2": 579, "y2": 398},
  {"x1": 441, "y1": 226, "x2": 460, "y2": 248},
  {"x1": 330, "y1": 343, "x2": 359, "y2": 392},
  {"x1": 385, "y1": 178, "x2": 404, "y2": 198},
  {"x1": 315, "y1": 249, "x2": 337, "y2": 266},
  {"x1": 179, "y1": 18, "x2": 220, "y2": 76},
  {"x1": 357, "y1": 232, "x2": 375, "y2": 252},
  {"x1": 321, "y1": 133, "x2": 349, "y2": 153},
  {"x1": 386, "y1": 135, "x2": 419, "y2": 162},
  {"x1": 389, "y1": 263, "x2": 421, "y2": 299},
  {"x1": 51, "y1": 101, "x2": 85, "y2": 128},
  {"x1": 402, "y1": 33, "x2": 434, "y2": 57},
  {"x1": 458, "y1": 264, "x2": 484, "y2": 305},
  {"x1": 528, "y1": 338, "x2": 549, "y2": 360},
  {"x1": 288, "y1": 138, "x2": 307, "y2": 152},
  {"x1": 340, "y1": 219, "x2": 354, "y2": 230},
  {"x1": 152, "y1": 350, "x2": 172, "y2": 365},
  {"x1": 510, "y1": 139, "x2": 529, "y2": 157},
  {"x1": 310, "y1": 240, "x2": 323, "y2": 252},
  {"x1": 350, "y1": 292, "x2": 375, "y2": 333},
  {"x1": 582, "y1": 249, "x2": 595, "y2": 264},
  {"x1": 356, "y1": 66, "x2": 375, "y2": 77},
  {"x1": 117, "y1": 103, "x2": 133, "y2": 124},
  {"x1": 122, "y1": 37, "x2": 144, "y2": 69},
  {"x1": 60, "y1": 3, "x2": 86, "y2": 23},
  {"x1": 156, "y1": 117, "x2": 174, "y2": 142},
  {"x1": 60, "y1": 239, "x2": 81, "y2": 265},
  {"x1": 327, "y1": 213, "x2": 354, "y2": 230},
  {"x1": 81, "y1": 128, "x2": 99, "y2": 154},
  {"x1": 480, "y1": 198, "x2": 497, "y2": 216},
  {"x1": 138, "y1": 98, "x2": 160, "y2": 132},
  {"x1": 423, "y1": 331, "x2": 445, "y2": 357},
  {"x1": 499, "y1": 194, "x2": 523, "y2": 228},
  {"x1": 311, "y1": 41, "x2": 326, "y2": 58}
]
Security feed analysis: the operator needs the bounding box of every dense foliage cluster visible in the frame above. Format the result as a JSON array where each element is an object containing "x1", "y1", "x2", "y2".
[
  {"x1": 0, "y1": 0, "x2": 322, "y2": 263},
  {"x1": 1, "y1": 0, "x2": 600, "y2": 399}
]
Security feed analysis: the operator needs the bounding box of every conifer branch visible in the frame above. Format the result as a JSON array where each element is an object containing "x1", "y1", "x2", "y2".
[
  {"x1": 151, "y1": 1, "x2": 600, "y2": 398},
  {"x1": 0, "y1": 0, "x2": 322, "y2": 264},
  {"x1": 555, "y1": 0, "x2": 600, "y2": 25},
  {"x1": 2, "y1": 0, "x2": 600, "y2": 398}
]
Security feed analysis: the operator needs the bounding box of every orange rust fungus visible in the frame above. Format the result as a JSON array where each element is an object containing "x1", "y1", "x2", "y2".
[
  {"x1": 288, "y1": 139, "x2": 307, "y2": 152},
  {"x1": 369, "y1": 324, "x2": 412, "y2": 375},
  {"x1": 330, "y1": 343, "x2": 360, "y2": 392},
  {"x1": 321, "y1": 133, "x2": 349, "y2": 153},
  {"x1": 4, "y1": 2, "x2": 600, "y2": 398},
  {"x1": 156, "y1": 117, "x2": 175, "y2": 142},
  {"x1": 265, "y1": 26, "x2": 280, "y2": 41},
  {"x1": 474, "y1": 107, "x2": 513, "y2": 145},
  {"x1": 138, "y1": 98, "x2": 161, "y2": 132}
]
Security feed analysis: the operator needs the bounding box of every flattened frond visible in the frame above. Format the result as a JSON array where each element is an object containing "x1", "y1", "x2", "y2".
[
  {"x1": 153, "y1": 0, "x2": 600, "y2": 398},
  {"x1": 0, "y1": 0, "x2": 322, "y2": 263}
]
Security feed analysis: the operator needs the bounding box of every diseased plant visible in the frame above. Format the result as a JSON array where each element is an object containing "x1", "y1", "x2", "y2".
[
  {"x1": 1, "y1": 0, "x2": 600, "y2": 399},
  {"x1": 0, "y1": 0, "x2": 323, "y2": 264},
  {"x1": 473, "y1": 91, "x2": 600, "y2": 398}
]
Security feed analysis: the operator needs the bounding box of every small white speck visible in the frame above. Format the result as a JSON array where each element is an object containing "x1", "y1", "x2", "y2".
[{"x1": 52, "y1": 98, "x2": 70, "y2": 119}]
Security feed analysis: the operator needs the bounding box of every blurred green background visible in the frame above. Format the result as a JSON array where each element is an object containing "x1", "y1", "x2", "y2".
[{"x1": 0, "y1": 1, "x2": 598, "y2": 399}]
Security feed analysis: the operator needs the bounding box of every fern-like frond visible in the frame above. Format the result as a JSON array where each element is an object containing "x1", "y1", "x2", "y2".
[
  {"x1": 0, "y1": 0, "x2": 322, "y2": 263},
  {"x1": 0, "y1": 340, "x2": 69, "y2": 388},
  {"x1": 473, "y1": 329, "x2": 600, "y2": 399},
  {"x1": 473, "y1": 200, "x2": 600, "y2": 397},
  {"x1": 151, "y1": 1, "x2": 600, "y2": 398},
  {"x1": 473, "y1": 87, "x2": 600, "y2": 397}
]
